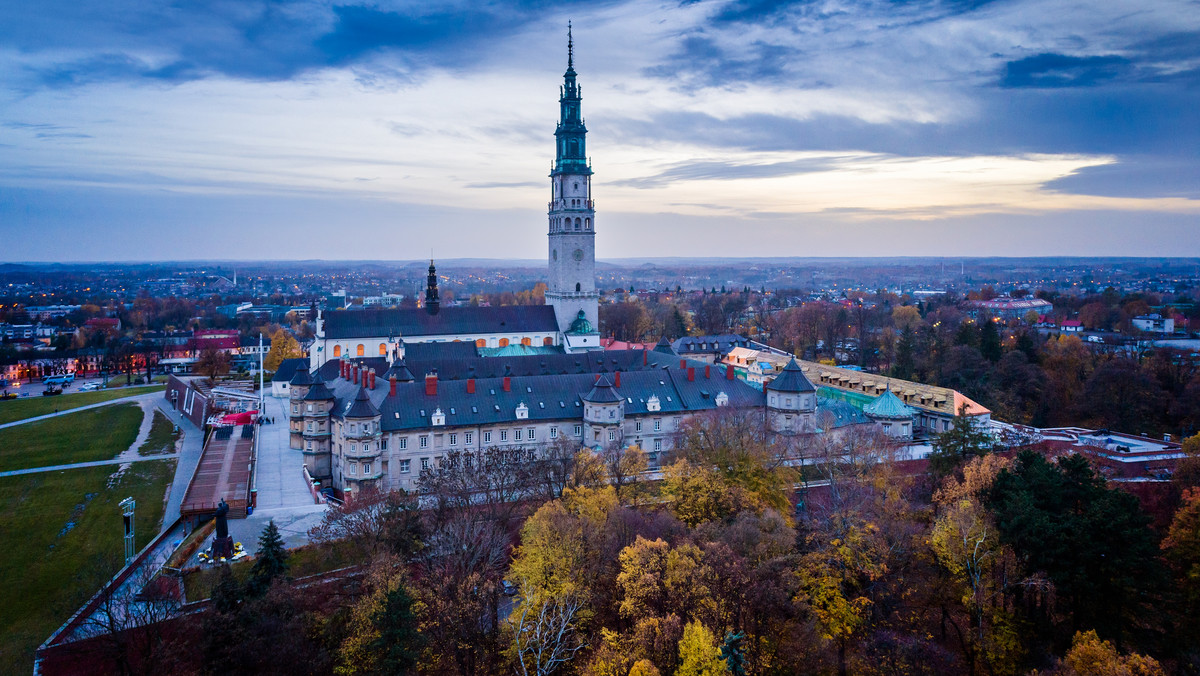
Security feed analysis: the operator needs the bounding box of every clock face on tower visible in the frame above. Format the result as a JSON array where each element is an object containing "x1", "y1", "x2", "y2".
[{"x1": 573, "y1": 249, "x2": 584, "y2": 261}]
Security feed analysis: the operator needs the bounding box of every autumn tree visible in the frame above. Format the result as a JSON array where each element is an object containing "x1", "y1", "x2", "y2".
[
  {"x1": 195, "y1": 345, "x2": 231, "y2": 383},
  {"x1": 676, "y1": 621, "x2": 727, "y2": 676},
  {"x1": 264, "y1": 328, "x2": 302, "y2": 372},
  {"x1": 337, "y1": 557, "x2": 423, "y2": 675},
  {"x1": 928, "y1": 404, "x2": 995, "y2": 476}
]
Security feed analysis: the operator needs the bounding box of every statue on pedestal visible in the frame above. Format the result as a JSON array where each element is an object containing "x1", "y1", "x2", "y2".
[{"x1": 212, "y1": 498, "x2": 234, "y2": 560}]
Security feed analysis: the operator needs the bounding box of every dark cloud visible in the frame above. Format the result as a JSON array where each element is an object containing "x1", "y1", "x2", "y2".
[
  {"x1": 1045, "y1": 158, "x2": 1200, "y2": 200},
  {"x1": 642, "y1": 35, "x2": 801, "y2": 88}
]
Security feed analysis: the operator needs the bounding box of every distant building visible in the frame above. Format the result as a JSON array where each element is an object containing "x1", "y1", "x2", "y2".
[
  {"x1": 672, "y1": 334, "x2": 753, "y2": 363},
  {"x1": 1132, "y1": 314, "x2": 1174, "y2": 334},
  {"x1": 1061, "y1": 320, "x2": 1084, "y2": 333},
  {"x1": 966, "y1": 296, "x2": 1053, "y2": 320},
  {"x1": 362, "y1": 293, "x2": 406, "y2": 307}
]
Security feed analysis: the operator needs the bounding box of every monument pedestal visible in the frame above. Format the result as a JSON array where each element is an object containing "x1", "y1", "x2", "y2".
[{"x1": 212, "y1": 535, "x2": 234, "y2": 560}]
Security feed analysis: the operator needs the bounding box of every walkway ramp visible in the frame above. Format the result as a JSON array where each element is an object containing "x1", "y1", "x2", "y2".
[{"x1": 181, "y1": 424, "x2": 255, "y2": 519}]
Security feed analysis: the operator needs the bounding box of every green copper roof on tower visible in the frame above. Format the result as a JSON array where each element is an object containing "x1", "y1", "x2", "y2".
[{"x1": 554, "y1": 22, "x2": 590, "y2": 176}]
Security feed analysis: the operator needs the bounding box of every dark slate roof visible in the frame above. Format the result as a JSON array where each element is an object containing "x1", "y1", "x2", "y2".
[
  {"x1": 766, "y1": 359, "x2": 817, "y2": 393},
  {"x1": 383, "y1": 359, "x2": 415, "y2": 382},
  {"x1": 321, "y1": 359, "x2": 766, "y2": 432},
  {"x1": 324, "y1": 350, "x2": 680, "y2": 384},
  {"x1": 653, "y1": 337, "x2": 676, "y2": 355},
  {"x1": 304, "y1": 374, "x2": 335, "y2": 401},
  {"x1": 583, "y1": 375, "x2": 623, "y2": 403},
  {"x1": 403, "y1": 341, "x2": 479, "y2": 361},
  {"x1": 280, "y1": 359, "x2": 310, "y2": 384},
  {"x1": 340, "y1": 386, "x2": 381, "y2": 419},
  {"x1": 672, "y1": 334, "x2": 750, "y2": 354},
  {"x1": 323, "y1": 305, "x2": 559, "y2": 339}
]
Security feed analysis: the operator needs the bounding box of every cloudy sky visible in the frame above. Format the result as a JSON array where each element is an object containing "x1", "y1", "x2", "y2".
[{"x1": 1, "y1": 0, "x2": 1198, "y2": 261}]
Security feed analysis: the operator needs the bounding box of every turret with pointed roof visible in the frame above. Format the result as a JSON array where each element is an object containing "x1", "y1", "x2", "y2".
[
  {"x1": 342, "y1": 386, "x2": 381, "y2": 419},
  {"x1": 653, "y1": 336, "x2": 677, "y2": 355},
  {"x1": 766, "y1": 359, "x2": 816, "y2": 393}
]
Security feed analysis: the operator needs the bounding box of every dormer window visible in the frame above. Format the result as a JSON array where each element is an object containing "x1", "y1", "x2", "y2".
[
  {"x1": 516, "y1": 402, "x2": 529, "y2": 420},
  {"x1": 715, "y1": 392, "x2": 729, "y2": 407},
  {"x1": 647, "y1": 395, "x2": 661, "y2": 412},
  {"x1": 431, "y1": 408, "x2": 445, "y2": 426}
]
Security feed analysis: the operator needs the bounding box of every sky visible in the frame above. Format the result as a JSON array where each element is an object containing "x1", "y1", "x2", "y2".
[{"x1": 0, "y1": 0, "x2": 1198, "y2": 261}]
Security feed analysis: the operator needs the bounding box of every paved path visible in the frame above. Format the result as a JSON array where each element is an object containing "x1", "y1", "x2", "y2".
[
  {"x1": 0, "y1": 453, "x2": 179, "y2": 477},
  {"x1": 0, "y1": 389, "x2": 163, "y2": 430},
  {"x1": 226, "y1": 395, "x2": 327, "y2": 552}
]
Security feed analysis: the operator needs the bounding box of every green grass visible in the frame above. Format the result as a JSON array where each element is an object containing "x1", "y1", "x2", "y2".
[
  {"x1": 0, "y1": 385, "x2": 163, "y2": 425},
  {"x1": 138, "y1": 411, "x2": 180, "y2": 456},
  {"x1": 0, "y1": 404, "x2": 143, "y2": 473},
  {"x1": 182, "y1": 538, "x2": 361, "y2": 602},
  {"x1": 0, "y1": 459, "x2": 175, "y2": 676}
]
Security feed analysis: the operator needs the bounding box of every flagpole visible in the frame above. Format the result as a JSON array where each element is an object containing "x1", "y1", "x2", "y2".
[{"x1": 258, "y1": 332, "x2": 264, "y2": 416}]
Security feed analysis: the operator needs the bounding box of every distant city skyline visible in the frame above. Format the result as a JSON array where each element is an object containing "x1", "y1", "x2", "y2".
[{"x1": 1, "y1": 0, "x2": 1198, "y2": 261}]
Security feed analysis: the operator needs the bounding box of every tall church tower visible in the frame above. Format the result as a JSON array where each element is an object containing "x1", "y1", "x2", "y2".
[{"x1": 546, "y1": 24, "x2": 599, "y2": 347}]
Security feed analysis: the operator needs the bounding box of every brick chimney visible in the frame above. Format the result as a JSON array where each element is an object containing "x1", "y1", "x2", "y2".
[
  {"x1": 467, "y1": 378, "x2": 475, "y2": 394},
  {"x1": 679, "y1": 358, "x2": 686, "y2": 369},
  {"x1": 425, "y1": 372, "x2": 437, "y2": 396},
  {"x1": 615, "y1": 371, "x2": 621, "y2": 387},
  {"x1": 353, "y1": 364, "x2": 360, "y2": 385},
  {"x1": 643, "y1": 349, "x2": 648, "y2": 365},
  {"x1": 726, "y1": 364, "x2": 735, "y2": 380},
  {"x1": 503, "y1": 376, "x2": 511, "y2": 392},
  {"x1": 341, "y1": 360, "x2": 348, "y2": 379},
  {"x1": 389, "y1": 375, "x2": 397, "y2": 396},
  {"x1": 368, "y1": 368, "x2": 375, "y2": 389},
  {"x1": 687, "y1": 367, "x2": 695, "y2": 382},
  {"x1": 704, "y1": 364, "x2": 710, "y2": 379}
]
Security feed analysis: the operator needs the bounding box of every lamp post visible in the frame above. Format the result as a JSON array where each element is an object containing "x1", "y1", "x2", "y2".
[{"x1": 119, "y1": 497, "x2": 136, "y2": 565}]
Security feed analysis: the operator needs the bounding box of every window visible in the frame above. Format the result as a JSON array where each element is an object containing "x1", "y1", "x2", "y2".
[
  {"x1": 292, "y1": 404, "x2": 298, "y2": 414},
  {"x1": 465, "y1": 432, "x2": 473, "y2": 445},
  {"x1": 484, "y1": 431, "x2": 492, "y2": 444},
  {"x1": 398, "y1": 437, "x2": 407, "y2": 450},
  {"x1": 421, "y1": 458, "x2": 429, "y2": 470},
  {"x1": 379, "y1": 343, "x2": 387, "y2": 355},
  {"x1": 608, "y1": 430, "x2": 616, "y2": 441},
  {"x1": 419, "y1": 435, "x2": 428, "y2": 448},
  {"x1": 550, "y1": 426, "x2": 558, "y2": 439},
  {"x1": 528, "y1": 427, "x2": 535, "y2": 440},
  {"x1": 514, "y1": 429, "x2": 523, "y2": 441},
  {"x1": 400, "y1": 459, "x2": 410, "y2": 473},
  {"x1": 635, "y1": 420, "x2": 642, "y2": 432},
  {"x1": 363, "y1": 422, "x2": 371, "y2": 434},
  {"x1": 306, "y1": 440, "x2": 312, "y2": 450},
  {"x1": 333, "y1": 345, "x2": 341, "y2": 357},
  {"x1": 449, "y1": 433, "x2": 457, "y2": 446},
  {"x1": 349, "y1": 442, "x2": 356, "y2": 452},
  {"x1": 499, "y1": 338, "x2": 509, "y2": 347},
  {"x1": 594, "y1": 430, "x2": 600, "y2": 441},
  {"x1": 306, "y1": 422, "x2": 312, "y2": 432},
  {"x1": 654, "y1": 419, "x2": 661, "y2": 431},
  {"x1": 574, "y1": 424, "x2": 582, "y2": 436},
  {"x1": 363, "y1": 462, "x2": 372, "y2": 475},
  {"x1": 348, "y1": 463, "x2": 356, "y2": 476},
  {"x1": 654, "y1": 439, "x2": 662, "y2": 451},
  {"x1": 500, "y1": 430, "x2": 508, "y2": 442},
  {"x1": 380, "y1": 437, "x2": 388, "y2": 450},
  {"x1": 608, "y1": 409, "x2": 615, "y2": 419},
  {"x1": 307, "y1": 404, "x2": 313, "y2": 413},
  {"x1": 356, "y1": 344, "x2": 365, "y2": 356}
]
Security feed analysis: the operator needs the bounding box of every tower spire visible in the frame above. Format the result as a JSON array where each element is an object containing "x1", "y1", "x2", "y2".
[
  {"x1": 567, "y1": 21, "x2": 574, "y2": 69},
  {"x1": 425, "y1": 259, "x2": 440, "y2": 316}
]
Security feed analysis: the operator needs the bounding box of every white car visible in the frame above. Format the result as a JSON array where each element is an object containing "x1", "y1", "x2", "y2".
[{"x1": 79, "y1": 382, "x2": 102, "y2": 391}]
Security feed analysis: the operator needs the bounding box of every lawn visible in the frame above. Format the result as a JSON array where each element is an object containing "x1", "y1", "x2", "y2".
[
  {"x1": 0, "y1": 404, "x2": 143, "y2": 473},
  {"x1": 0, "y1": 459, "x2": 175, "y2": 676},
  {"x1": 138, "y1": 410, "x2": 180, "y2": 456},
  {"x1": 0, "y1": 384, "x2": 163, "y2": 425}
]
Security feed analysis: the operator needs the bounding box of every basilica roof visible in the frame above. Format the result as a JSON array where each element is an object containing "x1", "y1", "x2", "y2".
[{"x1": 322, "y1": 305, "x2": 560, "y2": 340}]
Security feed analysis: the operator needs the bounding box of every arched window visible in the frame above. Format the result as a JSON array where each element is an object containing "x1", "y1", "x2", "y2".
[
  {"x1": 356, "y1": 344, "x2": 365, "y2": 357},
  {"x1": 576, "y1": 282, "x2": 581, "y2": 292},
  {"x1": 543, "y1": 336, "x2": 553, "y2": 346},
  {"x1": 476, "y1": 338, "x2": 486, "y2": 347},
  {"x1": 378, "y1": 343, "x2": 387, "y2": 355},
  {"x1": 574, "y1": 218, "x2": 581, "y2": 231},
  {"x1": 499, "y1": 338, "x2": 509, "y2": 347},
  {"x1": 521, "y1": 337, "x2": 532, "y2": 346},
  {"x1": 585, "y1": 218, "x2": 591, "y2": 230}
]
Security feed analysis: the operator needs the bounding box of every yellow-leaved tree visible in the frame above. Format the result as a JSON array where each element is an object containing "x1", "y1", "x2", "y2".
[
  {"x1": 264, "y1": 328, "x2": 302, "y2": 372},
  {"x1": 676, "y1": 621, "x2": 727, "y2": 676}
]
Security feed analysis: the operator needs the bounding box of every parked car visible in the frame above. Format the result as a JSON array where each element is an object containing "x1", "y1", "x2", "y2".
[
  {"x1": 501, "y1": 580, "x2": 519, "y2": 596},
  {"x1": 79, "y1": 382, "x2": 102, "y2": 392}
]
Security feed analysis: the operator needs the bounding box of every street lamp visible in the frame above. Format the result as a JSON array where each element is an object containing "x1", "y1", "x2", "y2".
[{"x1": 119, "y1": 497, "x2": 136, "y2": 565}]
